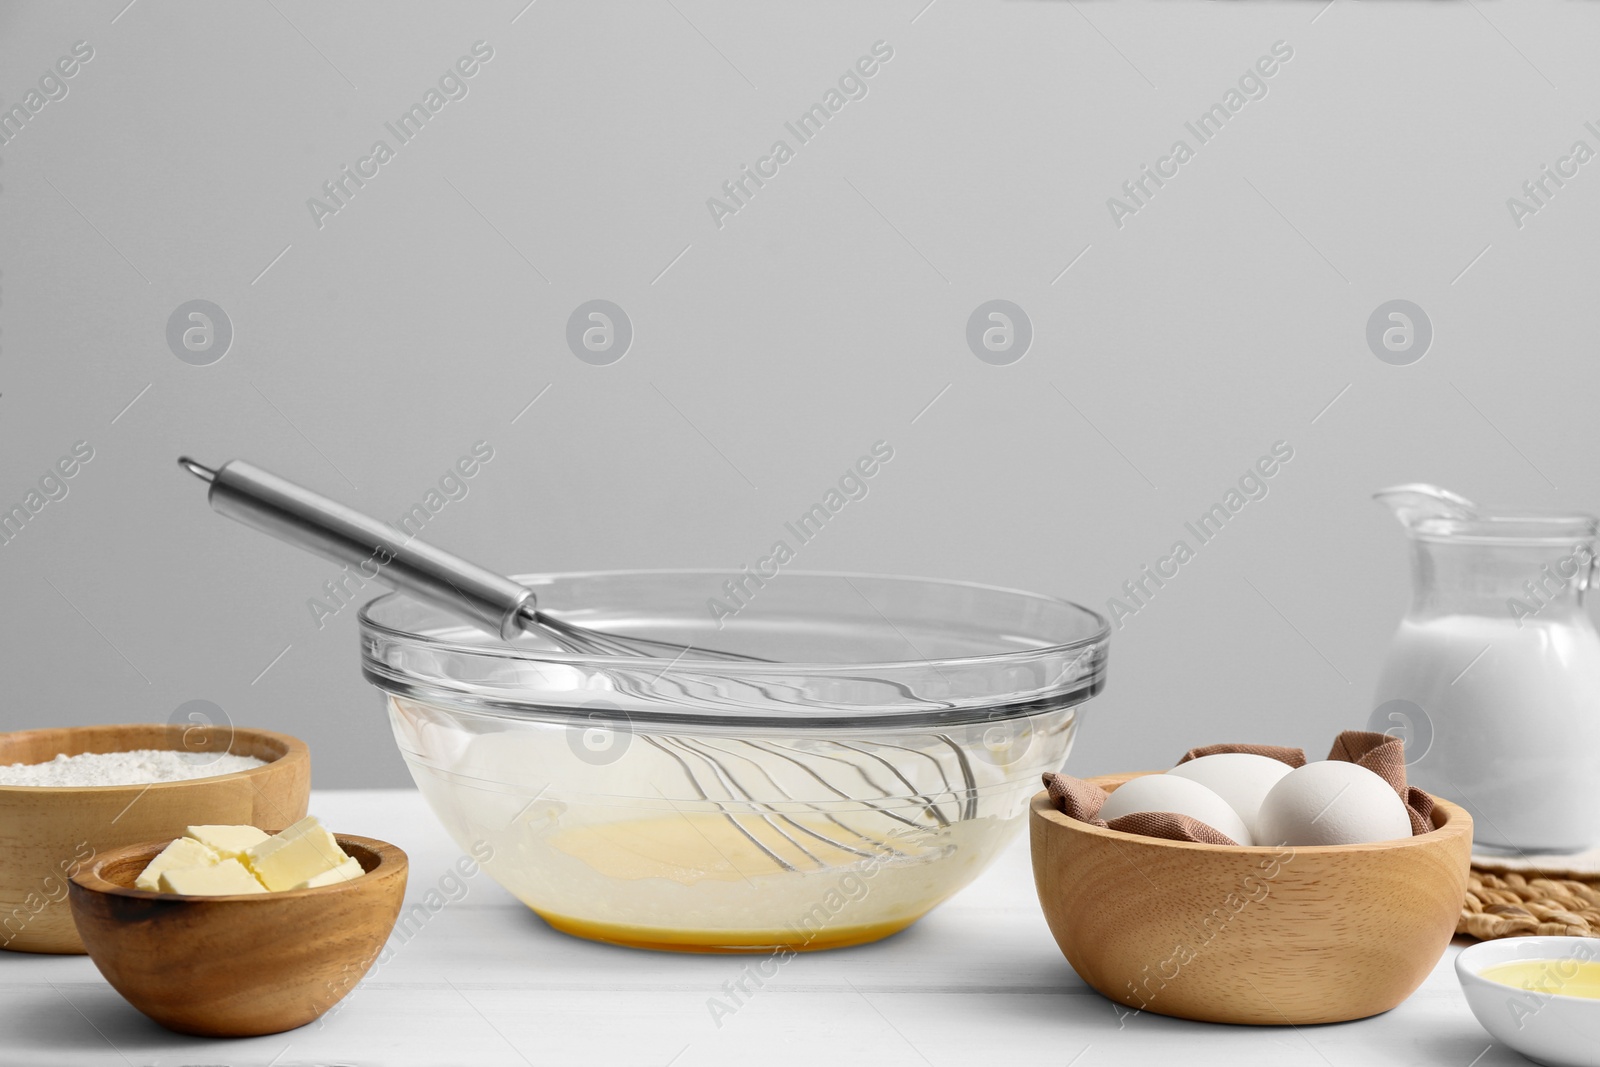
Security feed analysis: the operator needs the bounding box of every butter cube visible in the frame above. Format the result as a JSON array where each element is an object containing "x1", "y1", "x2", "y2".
[
  {"x1": 158, "y1": 858, "x2": 267, "y2": 895},
  {"x1": 184, "y1": 824, "x2": 270, "y2": 861},
  {"x1": 243, "y1": 816, "x2": 351, "y2": 892},
  {"x1": 135, "y1": 837, "x2": 220, "y2": 891},
  {"x1": 293, "y1": 855, "x2": 364, "y2": 890}
]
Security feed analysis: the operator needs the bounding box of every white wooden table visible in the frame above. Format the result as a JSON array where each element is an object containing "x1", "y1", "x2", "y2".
[{"x1": 2, "y1": 790, "x2": 1511, "y2": 1066}]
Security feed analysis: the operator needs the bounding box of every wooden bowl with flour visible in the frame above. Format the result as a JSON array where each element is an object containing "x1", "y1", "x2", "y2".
[{"x1": 0, "y1": 723, "x2": 309, "y2": 953}]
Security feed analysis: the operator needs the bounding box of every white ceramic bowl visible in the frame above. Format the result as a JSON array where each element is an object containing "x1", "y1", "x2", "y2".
[{"x1": 1457, "y1": 936, "x2": 1600, "y2": 1067}]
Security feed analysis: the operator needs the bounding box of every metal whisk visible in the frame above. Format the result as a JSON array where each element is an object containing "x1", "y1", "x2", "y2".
[
  {"x1": 182, "y1": 456, "x2": 994, "y2": 866},
  {"x1": 179, "y1": 456, "x2": 759, "y2": 660},
  {"x1": 636, "y1": 733, "x2": 981, "y2": 872}
]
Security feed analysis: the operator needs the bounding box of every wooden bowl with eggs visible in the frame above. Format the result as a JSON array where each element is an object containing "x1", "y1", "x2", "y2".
[{"x1": 1030, "y1": 771, "x2": 1472, "y2": 1025}]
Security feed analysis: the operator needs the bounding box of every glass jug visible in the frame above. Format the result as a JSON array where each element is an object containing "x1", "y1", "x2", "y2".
[{"x1": 1373, "y1": 484, "x2": 1600, "y2": 853}]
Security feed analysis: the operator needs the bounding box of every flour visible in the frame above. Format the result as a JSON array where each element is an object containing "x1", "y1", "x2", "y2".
[{"x1": 0, "y1": 749, "x2": 267, "y2": 786}]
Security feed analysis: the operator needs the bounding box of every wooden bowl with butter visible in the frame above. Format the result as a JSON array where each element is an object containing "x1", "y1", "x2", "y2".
[
  {"x1": 0, "y1": 723, "x2": 310, "y2": 954},
  {"x1": 1030, "y1": 772, "x2": 1473, "y2": 1025},
  {"x1": 68, "y1": 833, "x2": 407, "y2": 1037}
]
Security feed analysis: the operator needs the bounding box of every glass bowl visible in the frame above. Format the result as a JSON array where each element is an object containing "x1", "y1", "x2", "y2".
[{"x1": 360, "y1": 570, "x2": 1109, "y2": 953}]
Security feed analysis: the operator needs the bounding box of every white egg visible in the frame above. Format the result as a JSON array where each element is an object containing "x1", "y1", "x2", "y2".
[
  {"x1": 1097, "y1": 774, "x2": 1254, "y2": 845},
  {"x1": 1166, "y1": 754, "x2": 1294, "y2": 843},
  {"x1": 1256, "y1": 761, "x2": 1413, "y2": 846}
]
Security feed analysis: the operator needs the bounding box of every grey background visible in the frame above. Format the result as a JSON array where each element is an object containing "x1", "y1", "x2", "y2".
[{"x1": 1, "y1": 0, "x2": 1595, "y2": 788}]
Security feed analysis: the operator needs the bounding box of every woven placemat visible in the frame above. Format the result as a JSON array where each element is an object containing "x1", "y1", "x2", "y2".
[{"x1": 1459, "y1": 866, "x2": 1600, "y2": 940}]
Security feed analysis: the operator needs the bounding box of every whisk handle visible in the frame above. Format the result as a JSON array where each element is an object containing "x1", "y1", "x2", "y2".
[{"x1": 190, "y1": 458, "x2": 535, "y2": 640}]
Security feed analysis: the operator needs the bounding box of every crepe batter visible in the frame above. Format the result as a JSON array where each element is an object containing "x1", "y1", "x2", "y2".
[
  {"x1": 520, "y1": 811, "x2": 1006, "y2": 951},
  {"x1": 395, "y1": 701, "x2": 1027, "y2": 952},
  {"x1": 419, "y1": 772, "x2": 1010, "y2": 951}
]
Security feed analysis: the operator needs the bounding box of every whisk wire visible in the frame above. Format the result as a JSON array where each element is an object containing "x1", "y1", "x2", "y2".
[
  {"x1": 642, "y1": 737, "x2": 800, "y2": 875},
  {"x1": 678, "y1": 738, "x2": 908, "y2": 862}
]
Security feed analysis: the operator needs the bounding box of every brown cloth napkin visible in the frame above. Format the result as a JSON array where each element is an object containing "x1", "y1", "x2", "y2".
[
  {"x1": 1176, "y1": 742, "x2": 1306, "y2": 768},
  {"x1": 1041, "y1": 729, "x2": 1436, "y2": 844}
]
